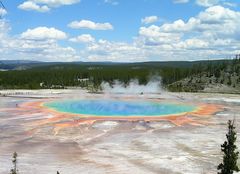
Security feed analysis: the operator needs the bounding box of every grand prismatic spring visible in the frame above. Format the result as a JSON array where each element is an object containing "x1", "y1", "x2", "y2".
[
  {"x1": 0, "y1": 90, "x2": 240, "y2": 174},
  {"x1": 45, "y1": 99, "x2": 197, "y2": 117}
]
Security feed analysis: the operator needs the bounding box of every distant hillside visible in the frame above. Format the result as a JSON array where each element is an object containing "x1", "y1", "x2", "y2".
[
  {"x1": 0, "y1": 60, "x2": 41, "y2": 64},
  {"x1": 168, "y1": 59, "x2": 240, "y2": 94},
  {"x1": 0, "y1": 60, "x2": 41, "y2": 70},
  {"x1": 0, "y1": 59, "x2": 233, "y2": 70}
]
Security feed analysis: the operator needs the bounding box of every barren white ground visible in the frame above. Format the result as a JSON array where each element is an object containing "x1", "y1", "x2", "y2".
[{"x1": 0, "y1": 90, "x2": 240, "y2": 174}]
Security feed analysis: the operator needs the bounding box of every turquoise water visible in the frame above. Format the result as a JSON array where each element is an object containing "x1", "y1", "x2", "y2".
[{"x1": 44, "y1": 99, "x2": 197, "y2": 117}]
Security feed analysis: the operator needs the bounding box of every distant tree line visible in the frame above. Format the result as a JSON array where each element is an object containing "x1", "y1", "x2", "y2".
[{"x1": 0, "y1": 58, "x2": 239, "y2": 91}]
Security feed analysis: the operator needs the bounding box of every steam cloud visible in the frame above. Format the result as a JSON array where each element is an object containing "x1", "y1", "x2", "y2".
[{"x1": 101, "y1": 76, "x2": 163, "y2": 94}]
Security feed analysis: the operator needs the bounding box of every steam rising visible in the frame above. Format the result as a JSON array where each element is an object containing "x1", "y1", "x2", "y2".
[{"x1": 101, "y1": 76, "x2": 163, "y2": 94}]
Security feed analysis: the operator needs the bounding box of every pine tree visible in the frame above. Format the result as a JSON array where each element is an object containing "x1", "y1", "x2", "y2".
[
  {"x1": 10, "y1": 152, "x2": 18, "y2": 174},
  {"x1": 218, "y1": 120, "x2": 239, "y2": 174}
]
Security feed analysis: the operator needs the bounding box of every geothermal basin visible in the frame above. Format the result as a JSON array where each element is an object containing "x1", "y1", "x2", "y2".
[{"x1": 0, "y1": 90, "x2": 240, "y2": 174}]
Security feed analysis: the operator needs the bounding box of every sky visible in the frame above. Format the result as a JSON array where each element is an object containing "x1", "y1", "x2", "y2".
[{"x1": 0, "y1": 0, "x2": 240, "y2": 62}]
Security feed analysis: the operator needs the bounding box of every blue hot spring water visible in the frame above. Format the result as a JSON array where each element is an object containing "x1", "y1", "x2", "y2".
[{"x1": 44, "y1": 99, "x2": 197, "y2": 117}]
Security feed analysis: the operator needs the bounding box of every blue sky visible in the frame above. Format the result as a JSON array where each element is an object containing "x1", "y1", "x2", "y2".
[
  {"x1": 0, "y1": 0, "x2": 240, "y2": 62},
  {"x1": 7, "y1": 0, "x2": 202, "y2": 41}
]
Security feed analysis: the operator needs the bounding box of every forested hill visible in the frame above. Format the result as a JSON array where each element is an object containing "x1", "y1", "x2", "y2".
[
  {"x1": 0, "y1": 59, "x2": 239, "y2": 93},
  {"x1": 168, "y1": 58, "x2": 240, "y2": 93}
]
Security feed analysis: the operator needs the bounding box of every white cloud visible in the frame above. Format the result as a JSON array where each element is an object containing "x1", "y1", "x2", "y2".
[
  {"x1": 68, "y1": 20, "x2": 113, "y2": 30},
  {"x1": 136, "y1": 5, "x2": 240, "y2": 61},
  {"x1": 84, "y1": 39, "x2": 146, "y2": 62},
  {"x1": 140, "y1": 6, "x2": 240, "y2": 38},
  {"x1": 223, "y1": 2, "x2": 237, "y2": 7},
  {"x1": 0, "y1": 20, "x2": 11, "y2": 54},
  {"x1": 67, "y1": 5, "x2": 240, "y2": 61},
  {"x1": 139, "y1": 25, "x2": 182, "y2": 45},
  {"x1": 18, "y1": 0, "x2": 80, "y2": 12},
  {"x1": 15, "y1": 39, "x2": 78, "y2": 61},
  {"x1": 21, "y1": 27, "x2": 67, "y2": 40},
  {"x1": 177, "y1": 38, "x2": 209, "y2": 49},
  {"x1": 69, "y1": 34, "x2": 95, "y2": 43},
  {"x1": 141, "y1": 16, "x2": 158, "y2": 25},
  {"x1": 196, "y1": 0, "x2": 220, "y2": 7},
  {"x1": 18, "y1": 1, "x2": 50, "y2": 13},
  {"x1": 173, "y1": 0, "x2": 189, "y2": 4},
  {"x1": 0, "y1": 8, "x2": 7, "y2": 16},
  {"x1": 104, "y1": 0, "x2": 119, "y2": 5},
  {"x1": 32, "y1": 0, "x2": 80, "y2": 7},
  {"x1": 0, "y1": 20, "x2": 79, "y2": 61}
]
